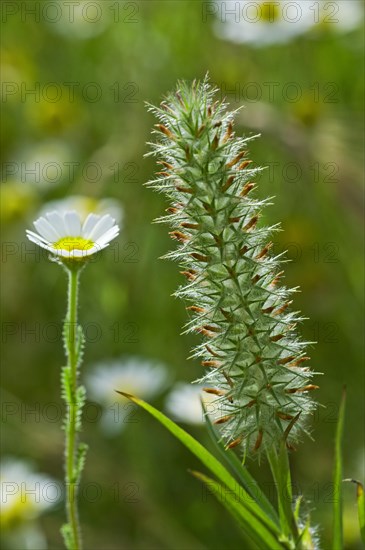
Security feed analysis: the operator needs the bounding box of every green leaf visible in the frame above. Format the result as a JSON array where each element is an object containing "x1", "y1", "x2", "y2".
[
  {"x1": 267, "y1": 443, "x2": 298, "y2": 543},
  {"x1": 116, "y1": 391, "x2": 281, "y2": 540},
  {"x1": 266, "y1": 414, "x2": 303, "y2": 544},
  {"x1": 356, "y1": 482, "x2": 365, "y2": 545},
  {"x1": 61, "y1": 366, "x2": 72, "y2": 402},
  {"x1": 75, "y1": 384, "x2": 86, "y2": 432},
  {"x1": 75, "y1": 442, "x2": 88, "y2": 480},
  {"x1": 60, "y1": 523, "x2": 73, "y2": 550},
  {"x1": 343, "y1": 479, "x2": 365, "y2": 545},
  {"x1": 296, "y1": 515, "x2": 316, "y2": 549},
  {"x1": 333, "y1": 386, "x2": 346, "y2": 550},
  {"x1": 203, "y1": 400, "x2": 279, "y2": 525},
  {"x1": 293, "y1": 496, "x2": 318, "y2": 549},
  {"x1": 76, "y1": 324, "x2": 85, "y2": 368},
  {"x1": 191, "y1": 470, "x2": 283, "y2": 550}
]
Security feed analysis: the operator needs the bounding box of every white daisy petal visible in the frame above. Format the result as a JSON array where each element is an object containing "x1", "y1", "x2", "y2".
[
  {"x1": 75, "y1": 249, "x2": 89, "y2": 258},
  {"x1": 26, "y1": 233, "x2": 49, "y2": 249},
  {"x1": 95, "y1": 225, "x2": 120, "y2": 246},
  {"x1": 26, "y1": 235, "x2": 59, "y2": 256},
  {"x1": 63, "y1": 211, "x2": 82, "y2": 236},
  {"x1": 69, "y1": 249, "x2": 84, "y2": 258},
  {"x1": 26, "y1": 230, "x2": 49, "y2": 244},
  {"x1": 56, "y1": 248, "x2": 72, "y2": 258},
  {"x1": 34, "y1": 217, "x2": 61, "y2": 241},
  {"x1": 89, "y1": 243, "x2": 106, "y2": 254},
  {"x1": 87, "y1": 214, "x2": 115, "y2": 241},
  {"x1": 40, "y1": 196, "x2": 123, "y2": 225},
  {"x1": 82, "y1": 213, "x2": 101, "y2": 238},
  {"x1": 27, "y1": 208, "x2": 119, "y2": 264},
  {"x1": 92, "y1": 242, "x2": 109, "y2": 253},
  {"x1": 89, "y1": 243, "x2": 109, "y2": 255},
  {"x1": 45, "y1": 211, "x2": 67, "y2": 236}
]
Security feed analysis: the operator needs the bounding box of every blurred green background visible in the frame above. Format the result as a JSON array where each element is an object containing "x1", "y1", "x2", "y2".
[{"x1": 1, "y1": 1, "x2": 364, "y2": 548}]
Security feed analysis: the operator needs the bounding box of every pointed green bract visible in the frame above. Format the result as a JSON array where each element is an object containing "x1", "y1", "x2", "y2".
[{"x1": 147, "y1": 76, "x2": 318, "y2": 455}]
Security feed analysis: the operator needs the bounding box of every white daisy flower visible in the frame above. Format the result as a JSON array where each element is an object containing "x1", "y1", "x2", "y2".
[
  {"x1": 18, "y1": 140, "x2": 73, "y2": 188},
  {"x1": 165, "y1": 383, "x2": 224, "y2": 425},
  {"x1": 1, "y1": 458, "x2": 59, "y2": 549},
  {"x1": 50, "y1": 0, "x2": 111, "y2": 40},
  {"x1": 86, "y1": 357, "x2": 169, "y2": 435},
  {"x1": 213, "y1": 0, "x2": 363, "y2": 47},
  {"x1": 0, "y1": 458, "x2": 60, "y2": 526},
  {"x1": 2, "y1": 524, "x2": 48, "y2": 550},
  {"x1": 39, "y1": 195, "x2": 123, "y2": 225},
  {"x1": 317, "y1": 0, "x2": 364, "y2": 33},
  {"x1": 213, "y1": 0, "x2": 315, "y2": 47},
  {"x1": 26, "y1": 209, "x2": 119, "y2": 261}
]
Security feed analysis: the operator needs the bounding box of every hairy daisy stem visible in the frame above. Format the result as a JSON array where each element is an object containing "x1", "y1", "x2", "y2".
[{"x1": 64, "y1": 267, "x2": 82, "y2": 550}]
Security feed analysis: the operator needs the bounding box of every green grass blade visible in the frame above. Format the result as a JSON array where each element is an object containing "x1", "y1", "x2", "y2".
[
  {"x1": 203, "y1": 402, "x2": 279, "y2": 525},
  {"x1": 333, "y1": 386, "x2": 346, "y2": 550},
  {"x1": 267, "y1": 444, "x2": 298, "y2": 543},
  {"x1": 343, "y1": 479, "x2": 365, "y2": 545},
  {"x1": 116, "y1": 391, "x2": 281, "y2": 539},
  {"x1": 356, "y1": 482, "x2": 365, "y2": 544},
  {"x1": 190, "y1": 471, "x2": 283, "y2": 550}
]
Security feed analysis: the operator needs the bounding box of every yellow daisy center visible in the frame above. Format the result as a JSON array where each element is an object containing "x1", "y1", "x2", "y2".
[
  {"x1": 0, "y1": 494, "x2": 35, "y2": 529},
  {"x1": 53, "y1": 236, "x2": 94, "y2": 251}
]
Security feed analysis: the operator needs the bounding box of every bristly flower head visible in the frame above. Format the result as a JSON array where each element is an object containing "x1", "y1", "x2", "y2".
[
  {"x1": 146, "y1": 76, "x2": 319, "y2": 455},
  {"x1": 26, "y1": 210, "x2": 119, "y2": 265}
]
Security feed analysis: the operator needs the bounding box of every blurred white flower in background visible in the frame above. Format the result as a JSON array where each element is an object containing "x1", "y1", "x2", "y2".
[
  {"x1": 40, "y1": 195, "x2": 123, "y2": 225},
  {"x1": 0, "y1": 458, "x2": 60, "y2": 549},
  {"x1": 213, "y1": 1, "x2": 363, "y2": 47},
  {"x1": 18, "y1": 140, "x2": 73, "y2": 189},
  {"x1": 86, "y1": 357, "x2": 169, "y2": 435},
  {"x1": 49, "y1": 0, "x2": 111, "y2": 40},
  {"x1": 0, "y1": 181, "x2": 37, "y2": 223},
  {"x1": 329, "y1": 1, "x2": 364, "y2": 32},
  {"x1": 165, "y1": 383, "x2": 222, "y2": 425}
]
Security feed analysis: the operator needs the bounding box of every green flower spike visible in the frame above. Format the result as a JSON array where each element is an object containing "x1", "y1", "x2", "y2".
[{"x1": 147, "y1": 77, "x2": 319, "y2": 456}]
